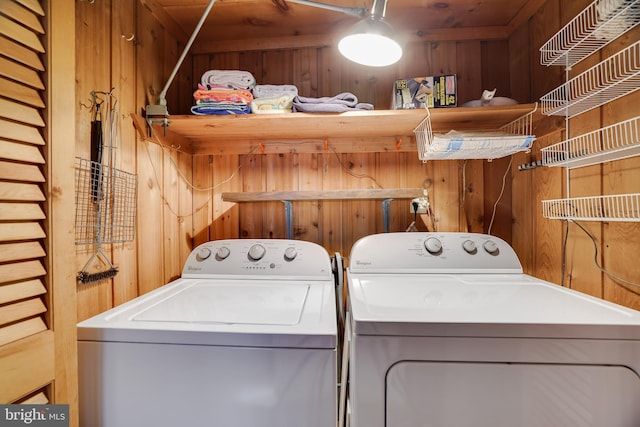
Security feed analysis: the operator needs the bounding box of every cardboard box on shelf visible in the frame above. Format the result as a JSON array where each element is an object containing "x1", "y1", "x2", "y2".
[{"x1": 392, "y1": 75, "x2": 457, "y2": 109}]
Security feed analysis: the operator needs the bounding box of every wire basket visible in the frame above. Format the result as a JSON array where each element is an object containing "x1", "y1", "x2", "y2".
[
  {"x1": 540, "y1": 39, "x2": 640, "y2": 118},
  {"x1": 414, "y1": 104, "x2": 537, "y2": 162},
  {"x1": 541, "y1": 115, "x2": 640, "y2": 168},
  {"x1": 75, "y1": 156, "x2": 137, "y2": 245},
  {"x1": 540, "y1": 0, "x2": 640, "y2": 67},
  {"x1": 542, "y1": 193, "x2": 640, "y2": 221}
]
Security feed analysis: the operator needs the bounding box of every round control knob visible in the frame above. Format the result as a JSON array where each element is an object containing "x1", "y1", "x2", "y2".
[
  {"x1": 462, "y1": 239, "x2": 477, "y2": 254},
  {"x1": 248, "y1": 244, "x2": 266, "y2": 261},
  {"x1": 424, "y1": 237, "x2": 443, "y2": 255},
  {"x1": 284, "y1": 247, "x2": 298, "y2": 261},
  {"x1": 483, "y1": 240, "x2": 499, "y2": 255},
  {"x1": 196, "y1": 247, "x2": 212, "y2": 261},
  {"x1": 216, "y1": 246, "x2": 230, "y2": 260}
]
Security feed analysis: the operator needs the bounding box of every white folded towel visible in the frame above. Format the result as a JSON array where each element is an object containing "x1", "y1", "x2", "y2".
[
  {"x1": 253, "y1": 84, "x2": 298, "y2": 99},
  {"x1": 201, "y1": 70, "x2": 256, "y2": 90}
]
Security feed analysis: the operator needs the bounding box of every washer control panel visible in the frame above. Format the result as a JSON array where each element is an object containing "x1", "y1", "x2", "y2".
[
  {"x1": 349, "y1": 232, "x2": 523, "y2": 274},
  {"x1": 182, "y1": 239, "x2": 332, "y2": 279}
]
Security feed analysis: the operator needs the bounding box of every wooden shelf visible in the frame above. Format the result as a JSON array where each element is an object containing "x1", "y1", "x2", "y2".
[
  {"x1": 222, "y1": 188, "x2": 425, "y2": 202},
  {"x1": 132, "y1": 104, "x2": 539, "y2": 155}
]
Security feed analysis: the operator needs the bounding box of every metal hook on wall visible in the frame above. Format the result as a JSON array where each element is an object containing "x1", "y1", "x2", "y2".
[{"x1": 121, "y1": 33, "x2": 135, "y2": 43}]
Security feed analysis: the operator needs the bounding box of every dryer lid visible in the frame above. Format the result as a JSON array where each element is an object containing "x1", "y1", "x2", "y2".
[{"x1": 348, "y1": 273, "x2": 640, "y2": 339}]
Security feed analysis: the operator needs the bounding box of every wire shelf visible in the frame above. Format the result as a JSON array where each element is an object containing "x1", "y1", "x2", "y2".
[
  {"x1": 542, "y1": 115, "x2": 640, "y2": 168},
  {"x1": 540, "y1": 0, "x2": 640, "y2": 67},
  {"x1": 542, "y1": 193, "x2": 640, "y2": 221},
  {"x1": 414, "y1": 104, "x2": 537, "y2": 162},
  {"x1": 540, "y1": 39, "x2": 640, "y2": 118},
  {"x1": 75, "y1": 157, "x2": 137, "y2": 245}
]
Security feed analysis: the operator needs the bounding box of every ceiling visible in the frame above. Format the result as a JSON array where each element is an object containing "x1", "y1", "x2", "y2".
[{"x1": 142, "y1": 0, "x2": 545, "y2": 53}]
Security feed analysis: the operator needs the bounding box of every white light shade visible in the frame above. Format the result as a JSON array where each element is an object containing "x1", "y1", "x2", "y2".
[{"x1": 338, "y1": 18, "x2": 402, "y2": 67}]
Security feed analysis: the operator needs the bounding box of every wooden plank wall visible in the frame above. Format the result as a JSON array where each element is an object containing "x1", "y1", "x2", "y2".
[
  {"x1": 511, "y1": 0, "x2": 640, "y2": 310},
  {"x1": 74, "y1": 0, "x2": 193, "y2": 320},
  {"x1": 70, "y1": 0, "x2": 639, "y2": 323},
  {"x1": 188, "y1": 40, "x2": 518, "y2": 257}
]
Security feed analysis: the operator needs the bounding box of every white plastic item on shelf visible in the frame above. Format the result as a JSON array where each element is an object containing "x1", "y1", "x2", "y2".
[
  {"x1": 540, "y1": 0, "x2": 640, "y2": 67},
  {"x1": 540, "y1": 39, "x2": 640, "y2": 118},
  {"x1": 542, "y1": 193, "x2": 640, "y2": 222},
  {"x1": 542, "y1": 115, "x2": 640, "y2": 168},
  {"x1": 413, "y1": 104, "x2": 537, "y2": 162}
]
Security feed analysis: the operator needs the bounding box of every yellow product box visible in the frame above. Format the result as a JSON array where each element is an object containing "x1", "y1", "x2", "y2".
[{"x1": 392, "y1": 75, "x2": 457, "y2": 109}]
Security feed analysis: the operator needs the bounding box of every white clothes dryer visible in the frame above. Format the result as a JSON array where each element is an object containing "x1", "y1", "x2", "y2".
[
  {"x1": 78, "y1": 239, "x2": 337, "y2": 427},
  {"x1": 346, "y1": 232, "x2": 640, "y2": 427}
]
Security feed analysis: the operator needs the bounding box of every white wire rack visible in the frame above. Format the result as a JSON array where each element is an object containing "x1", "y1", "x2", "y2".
[
  {"x1": 540, "y1": 0, "x2": 640, "y2": 67},
  {"x1": 541, "y1": 115, "x2": 640, "y2": 168},
  {"x1": 542, "y1": 193, "x2": 640, "y2": 221},
  {"x1": 413, "y1": 104, "x2": 537, "y2": 162},
  {"x1": 75, "y1": 157, "x2": 137, "y2": 245},
  {"x1": 540, "y1": 39, "x2": 640, "y2": 118}
]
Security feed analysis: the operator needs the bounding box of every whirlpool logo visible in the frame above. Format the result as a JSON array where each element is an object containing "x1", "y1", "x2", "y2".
[{"x1": 1, "y1": 405, "x2": 68, "y2": 426}]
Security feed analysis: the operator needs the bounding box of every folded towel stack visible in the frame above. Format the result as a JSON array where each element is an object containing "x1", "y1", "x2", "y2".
[
  {"x1": 292, "y1": 92, "x2": 374, "y2": 113},
  {"x1": 192, "y1": 70, "x2": 256, "y2": 115},
  {"x1": 251, "y1": 84, "x2": 299, "y2": 114},
  {"x1": 201, "y1": 70, "x2": 256, "y2": 90}
]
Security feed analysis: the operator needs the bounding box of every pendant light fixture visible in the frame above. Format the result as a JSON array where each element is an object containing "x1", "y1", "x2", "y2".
[
  {"x1": 288, "y1": 0, "x2": 403, "y2": 67},
  {"x1": 338, "y1": 0, "x2": 402, "y2": 67}
]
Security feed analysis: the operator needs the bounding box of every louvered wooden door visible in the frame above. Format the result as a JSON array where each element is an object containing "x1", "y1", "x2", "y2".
[{"x1": 0, "y1": 0, "x2": 77, "y2": 423}]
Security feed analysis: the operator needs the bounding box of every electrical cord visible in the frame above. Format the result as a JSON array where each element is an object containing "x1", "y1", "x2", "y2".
[
  {"x1": 487, "y1": 157, "x2": 512, "y2": 235},
  {"x1": 571, "y1": 220, "x2": 640, "y2": 289}
]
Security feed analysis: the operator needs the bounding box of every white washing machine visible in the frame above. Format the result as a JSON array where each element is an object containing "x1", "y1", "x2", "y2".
[
  {"x1": 346, "y1": 232, "x2": 640, "y2": 427},
  {"x1": 78, "y1": 239, "x2": 337, "y2": 427}
]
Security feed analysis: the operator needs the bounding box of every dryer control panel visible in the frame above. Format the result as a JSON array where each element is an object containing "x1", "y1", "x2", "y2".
[
  {"x1": 349, "y1": 232, "x2": 523, "y2": 274},
  {"x1": 182, "y1": 239, "x2": 333, "y2": 279}
]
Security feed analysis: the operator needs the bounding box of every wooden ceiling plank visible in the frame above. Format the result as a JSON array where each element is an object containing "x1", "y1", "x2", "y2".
[
  {"x1": 192, "y1": 25, "x2": 511, "y2": 53},
  {"x1": 139, "y1": 0, "x2": 190, "y2": 43},
  {"x1": 507, "y1": 0, "x2": 547, "y2": 34}
]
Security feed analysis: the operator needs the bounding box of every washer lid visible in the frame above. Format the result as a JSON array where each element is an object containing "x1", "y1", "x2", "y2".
[
  {"x1": 133, "y1": 282, "x2": 309, "y2": 325},
  {"x1": 78, "y1": 279, "x2": 336, "y2": 348},
  {"x1": 348, "y1": 273, "x2": 640, "y2": 339}
]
